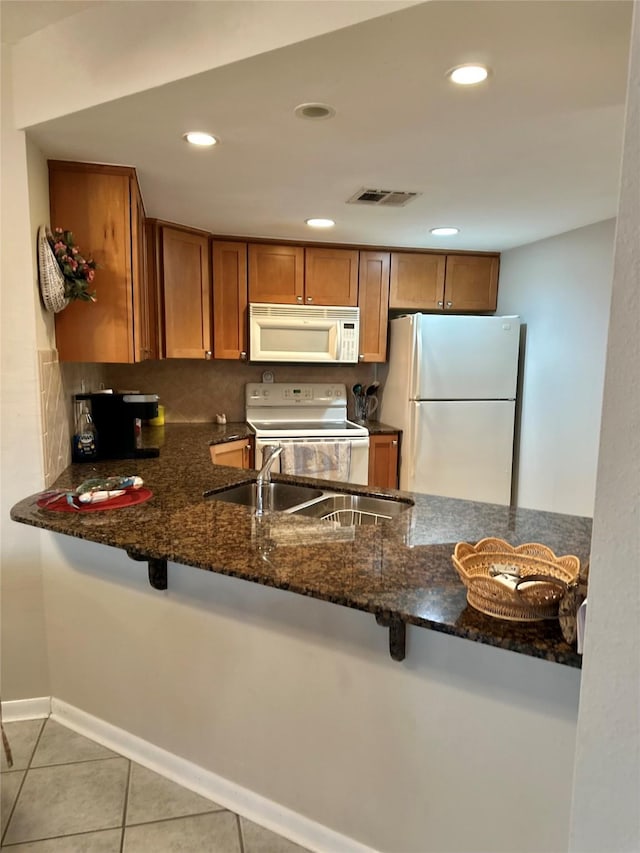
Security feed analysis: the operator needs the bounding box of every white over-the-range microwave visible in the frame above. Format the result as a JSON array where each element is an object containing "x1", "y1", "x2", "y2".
[{"x1": 249, "y1": 303, "x2": 360, "y2": 363}]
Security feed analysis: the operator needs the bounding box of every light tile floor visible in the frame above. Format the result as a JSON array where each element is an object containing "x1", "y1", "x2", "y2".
[{"x1": 1, "y1": 718, "x2": 310, "y2": 852}]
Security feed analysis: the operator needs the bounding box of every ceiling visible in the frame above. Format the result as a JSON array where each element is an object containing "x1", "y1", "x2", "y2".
[
  {"x1": 0, "y1": 1, "x2": 105, "y2": 43},
  {"x1": 15, "y1": 0, "x2": 634, "y2": 251}
]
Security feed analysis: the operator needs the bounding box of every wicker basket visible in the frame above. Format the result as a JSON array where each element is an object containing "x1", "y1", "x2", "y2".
[
  {"x1": 452, "y1": 537, "x2": 580, "y2": 621},
  {"x1": 37, "y1": 225, "x2": 68, "y2": 313}
]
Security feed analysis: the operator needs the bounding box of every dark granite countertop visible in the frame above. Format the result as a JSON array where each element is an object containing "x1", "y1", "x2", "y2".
[
  {"x1": 203, "y1": 422, "x2": 255, "y2": 445},
  {"x1": 353, "y1": 420, "x2": 401, "y2": 435},
  {"x1": 11, "y1": 423, "x2": 591, "y2": 668}
]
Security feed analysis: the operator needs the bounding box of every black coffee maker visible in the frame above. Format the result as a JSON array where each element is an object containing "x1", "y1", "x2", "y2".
[{"x1": 75, "y1": 392, "x2": 160, "y2": 460}]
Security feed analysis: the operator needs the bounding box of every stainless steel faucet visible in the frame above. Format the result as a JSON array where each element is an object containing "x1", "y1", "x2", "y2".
[{"x1": 255, "y1": 445, "x2": 283, "y2": 515}]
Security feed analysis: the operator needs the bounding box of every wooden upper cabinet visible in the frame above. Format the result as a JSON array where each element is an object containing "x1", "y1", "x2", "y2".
[
  {"x1": 358, "y1": 251, "x2": 390, "y2": 362},
  {"x1": 304, "y1": 247, "x2": 359, "y2": 306},
  {"x1": 389, "y1": 252, "x2": 446, "y2": 310},
  {"x1": 160, "y1": 226, "x2": 212, "y2": 359},
  {"x1": 131, "y1": 179, "x2": 159, "y2": 361},
  {"x1": 50, "y1": 161, "x2": 148, "y2": 363},
  {"x1": 248, "y1": 244, "x2": 358, "y2": 306},
  {"x1": 444, "y1": 255, "x2": 499, "y2": 312},
  {"x1": 212, "y1": 241, "x2": 248, "y2": 360},
  {"x1": 248, "y1": 244, "x2": 304, "y2": 304}
]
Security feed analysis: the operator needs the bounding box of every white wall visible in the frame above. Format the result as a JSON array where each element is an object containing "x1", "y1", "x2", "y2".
[
  {"x1": 497, "y1": 219, "x2": 615, "y2": 516},
  {"x1": 570, "y1": 4, "x2": 640, "y2": 851},
  {"x1": 10, "y1": 0, "x2": 420, "y2": 128},
  {"x1": 0, "y1": 49, "x2": 49, "y2": 699},
  {"x1": 42, "y1": 533, "x2": 581, "y2": 853}
]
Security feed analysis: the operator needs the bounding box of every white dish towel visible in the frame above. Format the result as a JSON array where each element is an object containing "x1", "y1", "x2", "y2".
[{"x1": 280, "y1": 441, "x2": 352, "y2": 482}]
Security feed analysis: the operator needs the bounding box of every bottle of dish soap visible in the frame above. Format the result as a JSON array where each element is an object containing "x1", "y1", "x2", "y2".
[{"x1": 72, "y1": 401, "x2": 99, "y2": 462}]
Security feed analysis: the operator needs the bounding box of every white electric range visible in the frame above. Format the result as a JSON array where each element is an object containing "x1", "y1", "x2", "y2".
[{"x1": 245, "y1": 382, "x2": 370, "y2": 485}]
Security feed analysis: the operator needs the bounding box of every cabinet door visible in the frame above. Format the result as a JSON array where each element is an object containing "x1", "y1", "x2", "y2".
[
  {"x1": 50, "y1": 163, "x2": 135, "y2": 363},
  {"x1": 304, "y1": 247, "x2": 359, "y2": 306},
  {"x1": 161, "y1": 226, "x2": 212, "y2": 358},
  {"x1": 444, "y1": 255, "x2": 499, "y2": 312},
  {"x1": 213, "y1": 241, "x2": 248, "y2": 360},
  {"x1": 210, "y1": 438, "x2": 253, "y2": 469},
  {"x1": 143, "y1": 219, "x2": 161, "y2": 360},
  {"x1": 248, "y1": 244, "x2": 304, "y2": 304},
  {"x1": 389, "y1": 252, "x2": 446, "y2": 310},
  {"x1": 368, "y1": 434, "x2": 399, "y2": 489},
  {"x1": 130, "y1": 177, "x2": 157, "y2": 361},
  {"x1": 358, "y1": 251, "x2": 390, "y2": 362}
]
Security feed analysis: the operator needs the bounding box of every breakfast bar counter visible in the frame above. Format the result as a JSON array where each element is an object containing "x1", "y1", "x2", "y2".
[{"x1": 10, "y1": 423, "x2": 591, "y2": 668}]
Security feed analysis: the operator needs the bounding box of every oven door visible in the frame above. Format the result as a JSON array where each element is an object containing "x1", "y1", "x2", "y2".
[{"x1": 255, "y1": 436, "x2": 369, "y2": 485}]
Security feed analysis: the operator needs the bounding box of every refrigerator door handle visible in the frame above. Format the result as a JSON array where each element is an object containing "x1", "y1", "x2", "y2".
[
  {"x1": 408, "y1": 401, "x2": 420, "y2": 484},
  {"x1": 411, "y1": 315, "x2": 422, "y2": 394}
]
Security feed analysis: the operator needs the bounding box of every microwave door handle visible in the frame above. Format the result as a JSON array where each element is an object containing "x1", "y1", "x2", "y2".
[{"x1": 335, "y1": 323, "x2": 342, "y2": 360}]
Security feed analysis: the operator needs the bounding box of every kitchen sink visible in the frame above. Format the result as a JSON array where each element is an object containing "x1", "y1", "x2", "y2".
[
  {"x1": 205, "y1": 480, "x2": 413, "y2": 525},
  {"x1": 206, "y1": 481, "x2": 324, "y2": 511},
  {"x1": 290, "y1": 493, "x2": 413, "y2": 526}
]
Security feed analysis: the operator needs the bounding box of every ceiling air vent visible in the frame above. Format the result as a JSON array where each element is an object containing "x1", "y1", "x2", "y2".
[{"x1": 347, "y1": 188, "x2": 420, "y2": 207}]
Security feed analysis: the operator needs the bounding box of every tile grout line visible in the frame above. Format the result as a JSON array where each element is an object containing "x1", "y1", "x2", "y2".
[
  {"x1": 26, "y1": 755, "x2": 124, "y2": 772},
  {"x1": 119, "y1": 759, "x2": 132, "y2": 853},
  {"x1": 124, "y1": 808, "x2": 231, "y2": 830},
  {"x1": 1, "y1": 826, "x2": 122, "y2": 849},
  {"x1": 237, "y1": 812, "x2": 247, "y2": 853},
  {"x1": 0, "y1": 717, "x2": 48, "y2": 847}
]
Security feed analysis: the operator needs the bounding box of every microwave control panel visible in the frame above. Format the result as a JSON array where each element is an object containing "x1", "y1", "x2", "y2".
[{"x1": 340, "y1": 323, "x2": 358, "y2": 362}]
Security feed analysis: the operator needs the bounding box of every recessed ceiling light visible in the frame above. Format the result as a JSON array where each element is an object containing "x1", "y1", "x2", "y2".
[
  {"x1": 430, "y1": 227, "x2": 460, "y2": 236},
  {"x1": 447, "y1": 64, "x2": 489, "y2": 85},
  {"x1": 295, "y1": 103, "x2": 336, "y2": 120},
  {"x1": 306, "y1": 218, "x2": 335, "y2": 228},
  {"x1": 183, "y1": 131, "x2": 218, "y2": 146}
]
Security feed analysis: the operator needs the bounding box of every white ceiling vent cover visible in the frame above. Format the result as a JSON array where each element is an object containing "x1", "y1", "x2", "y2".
[{"x1": 347, "y1": 188, "x2": 420, "y2": 207}]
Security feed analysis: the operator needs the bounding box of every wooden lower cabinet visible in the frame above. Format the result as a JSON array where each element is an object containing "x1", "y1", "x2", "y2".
[
  {"x1": 368, "y1": 433, "x2": 399, "y2": 489},
  {"x1": 358, "y1": 251, "x2": 390, "y2": 362},
  {"x1": 209, "y1": 437, "x2": 253, "y2": 469}
]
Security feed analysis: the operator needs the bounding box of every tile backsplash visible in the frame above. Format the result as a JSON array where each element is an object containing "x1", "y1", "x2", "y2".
[
  {"x1": 38, "y1": 357, "x2": 388, "y2": 484},
  {"x1": 103, "y1": 359, "x2": 386, "y2": 422},
  {"x1": 38, "y1": 352, "x2": 106, "y2": 485}
]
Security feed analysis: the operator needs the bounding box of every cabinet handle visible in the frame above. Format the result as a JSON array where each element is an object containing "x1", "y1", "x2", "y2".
[
  {"x1": 438, "y1": 301, "x2": 444, "y2": 307},
  {"x1": 205, "y1": 350, "x2": 212, "y2": 360},
  {"x1": 296, "y1": 295, "x2": 303, "y2": 302},
  {"x1": 240, "y1": 351, "x2": 247, "y2": 361},
  {"x1": 358, "y1": 354, "x2": 365, "y2": 361},
  {"x1": 392, "y1": 440, "x2": 398, "y2": 446},
  {"x1": 446, "y1": 301, "x2": 453, "y2": 308},
  {"x1": 306, "y1": 296, "x2": 313, "y2": 303}
]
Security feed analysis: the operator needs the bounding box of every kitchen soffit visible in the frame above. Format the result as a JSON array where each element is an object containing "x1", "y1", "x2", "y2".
[{"x1": 24, "y1": 0, "x2": 633, "y2": 252}]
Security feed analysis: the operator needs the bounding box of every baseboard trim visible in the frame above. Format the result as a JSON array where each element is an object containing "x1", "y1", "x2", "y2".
[
  {"x1": 1, "y1": 696, "x2": 51, "y2": 721},
  {"x1": 51, "y1": 698, "x2": 377, "y2": 853}
]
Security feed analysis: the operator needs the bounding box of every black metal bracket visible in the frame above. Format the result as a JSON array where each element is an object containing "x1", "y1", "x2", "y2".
[
  {"x1": 126, "y1": 551, "x2": 167, "y2": 590},
  {"x1": 375, "y1": 612, "x2": 406, "y2": 662}
]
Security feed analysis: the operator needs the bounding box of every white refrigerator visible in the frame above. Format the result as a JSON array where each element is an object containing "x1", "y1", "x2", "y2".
[{"x1": 380, "y1": 314, "x2": 521, "y2": 504}]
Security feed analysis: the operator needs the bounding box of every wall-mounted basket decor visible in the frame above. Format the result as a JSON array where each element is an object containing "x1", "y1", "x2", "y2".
[{"x1": 37, "y1": 225, "x2": 69, "y2": 313}]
